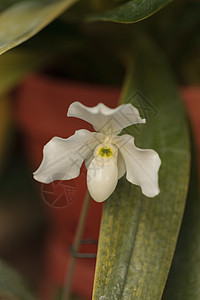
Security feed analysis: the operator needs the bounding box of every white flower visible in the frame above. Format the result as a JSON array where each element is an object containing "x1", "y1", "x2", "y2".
[{"x1": 33, "y1": 102, "x2": 161, "y2": 202}]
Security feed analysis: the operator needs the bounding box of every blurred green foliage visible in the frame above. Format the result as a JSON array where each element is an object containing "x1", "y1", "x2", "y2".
[{"x1": 0, "y1": 260, "x2": 36, "y2": 300}]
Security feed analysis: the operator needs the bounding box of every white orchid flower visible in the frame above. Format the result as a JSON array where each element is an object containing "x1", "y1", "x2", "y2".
[{"x1": 33, "y1": 102, "x2": 161, "y2": 202}]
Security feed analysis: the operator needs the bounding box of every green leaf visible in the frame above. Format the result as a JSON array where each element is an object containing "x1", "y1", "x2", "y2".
[
  {"x1": 0, "y1": 0, "x2": 78, "y2": 55},
  {"x1": 0, "y1": 260, "x2": 35, "y2": 299},
  {"x1": 87, "y1": 0, "x2": 173, "y2": 23},
  {"x1": 162, "y1": 136, "x2": 200, "y2": 300},
  {"x1": 92, "y1": 39, "x2": 190, "y2": 299},
  {"x1": 0, "y1": 24, "x2": 82, "y2": 98}
]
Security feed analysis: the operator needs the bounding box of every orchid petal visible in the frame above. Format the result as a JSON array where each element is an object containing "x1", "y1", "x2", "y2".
[
  {"x1": 67, "y1": 101, "x2": 145, "y2": 135},
  {"x1": 33, "y1": 129, "x2": 101, "y2": 184},
  {"x1": 87, "y1": 156, "x2": 118, "y2": 202},
  {"x1": 117, "y1": 150, "x2": 126, "y2": 179},
  {"x1": 85, "y1": 152, "x2": 94, "y2": 170},
  {"x1": 114, "y1": 135, "x2": 161, "y2": 197}
]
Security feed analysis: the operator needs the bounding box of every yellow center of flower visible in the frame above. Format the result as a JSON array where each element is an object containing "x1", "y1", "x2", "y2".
[{"x1": 98, "y1": 147, "x2": 113, "y2": 157}]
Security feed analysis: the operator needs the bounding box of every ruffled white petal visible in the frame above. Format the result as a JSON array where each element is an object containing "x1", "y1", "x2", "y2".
[
  {"x1": 67, "y1": 102, "x2": 145, "y2": 135},
  {"x1": 114, "y1": 135, "x2": 161, "y2": 197},
  {"x1": 117, "y1": 150, "x2": 126, "y2": 179},
  {"x1": 87, "y1": 157, "x2": 118, "y2": 202},
  {"x1": 33, "y1": 129, "x2": 101, "y2": 184}
]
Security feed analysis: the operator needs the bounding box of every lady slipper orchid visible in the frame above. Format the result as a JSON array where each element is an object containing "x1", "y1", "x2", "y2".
[{"x1": 33, "y1": 102, "x2": 161, "y2": 202}]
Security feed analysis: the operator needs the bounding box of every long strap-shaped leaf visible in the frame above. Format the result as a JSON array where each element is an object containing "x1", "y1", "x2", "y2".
[
  {"x1": 87, "y1": 0, "x2": 173, "y2": 23},
  {"x1": 0, "y1": 0, "x2": 78, "y2": 55},
  {"x1": 162, "y1": 137, "x2": 200, "y2": 300},
  {"x1": 92, "y1": 39, "x2": 190, "y2": 299}
]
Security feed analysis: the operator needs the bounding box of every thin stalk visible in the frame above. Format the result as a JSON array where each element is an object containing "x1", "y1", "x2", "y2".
[{"x1": 61, "y1": 193, "x2": 91, "y2": 300}]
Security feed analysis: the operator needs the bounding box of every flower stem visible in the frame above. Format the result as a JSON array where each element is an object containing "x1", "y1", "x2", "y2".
[{"x1": 61, "y1": 192, "x2": 91, "y2": 300}]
